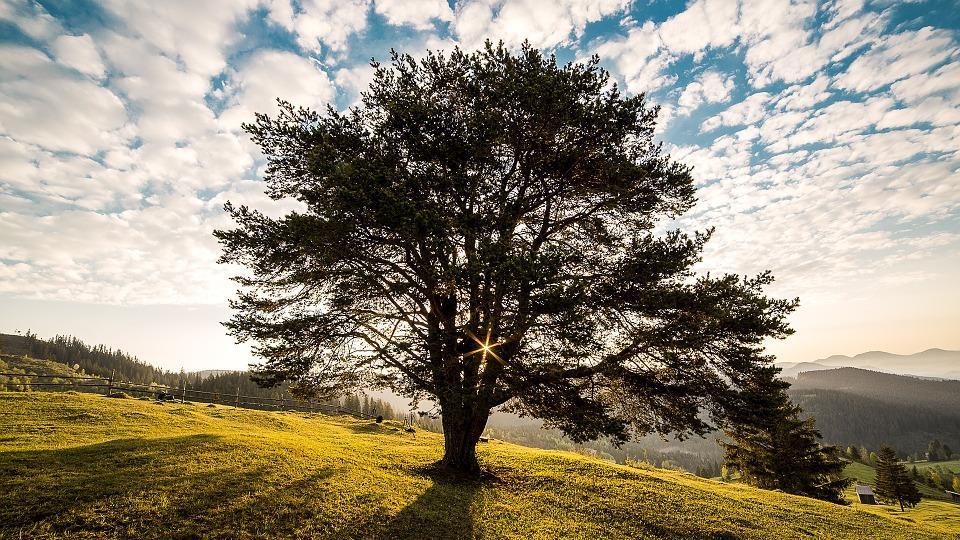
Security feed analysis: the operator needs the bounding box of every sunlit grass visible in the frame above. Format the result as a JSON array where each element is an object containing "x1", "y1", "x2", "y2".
[{"x1": 1, "y1": 391, "x2": 956, "y2": 539}]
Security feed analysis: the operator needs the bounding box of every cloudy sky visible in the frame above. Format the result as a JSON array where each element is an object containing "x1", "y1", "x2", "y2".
[{"x1": 1, "y1": 0, "x2": 958, "y2": 371}]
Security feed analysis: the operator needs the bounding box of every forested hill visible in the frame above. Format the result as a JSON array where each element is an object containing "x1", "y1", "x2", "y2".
[
  {"x1": 787, "y1": 367, "x2": 960, "y2": 455},
  {"x1": 0, "y1": 332, "x2": 289, "y2": 401},
  {"x1": 0, "y1": 332, "x2": 406, "y2": 419},
  {"x1": 0, "y1": 332, "x2": 181, "y2": 387},
  {"x1": 791, "y1": 367, "x2": 960, "y2": 411}
]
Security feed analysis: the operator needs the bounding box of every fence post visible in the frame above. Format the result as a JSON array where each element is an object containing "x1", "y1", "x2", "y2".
[
  {"x1": 235, "y1": 386, "x2": 240, "y2": 408},
  {"x1": 107, "y1": 369, "x2": 115, "y2": 395},
  {"x1": 181, "y1": 380, "x2": 186, "y2": 404}
]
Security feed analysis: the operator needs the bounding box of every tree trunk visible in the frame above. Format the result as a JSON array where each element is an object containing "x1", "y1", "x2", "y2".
[{"x1": 440, "y1": 407, "x2": 488, "y2": 475}]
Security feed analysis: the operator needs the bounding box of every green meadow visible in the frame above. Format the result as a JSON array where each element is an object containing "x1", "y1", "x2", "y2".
[{"x1": 2, "y1": 392, "x2": 958, "y2": 539}]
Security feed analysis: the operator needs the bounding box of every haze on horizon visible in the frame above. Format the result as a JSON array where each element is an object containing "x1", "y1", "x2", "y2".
[{"x1": 1, "y1": 0, "x2": 958, "y2": 372}]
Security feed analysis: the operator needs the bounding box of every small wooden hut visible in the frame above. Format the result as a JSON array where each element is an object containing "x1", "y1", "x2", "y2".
[{"x1": 855, "y1": 484, "x2": 876, "y2": 504}]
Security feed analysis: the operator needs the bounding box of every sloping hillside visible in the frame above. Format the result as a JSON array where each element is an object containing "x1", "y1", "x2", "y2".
[{"x1": 1, "y1": 392, "x2": 957, "y2": 539}]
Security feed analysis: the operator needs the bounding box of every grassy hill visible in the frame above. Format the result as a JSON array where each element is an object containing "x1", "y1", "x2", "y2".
[
  {"x1": 0, "y1": 353, "x2": 79, "y2": 378},
  {"x1": 2, "y1": 393, "x2": 958, "y2": 539}
]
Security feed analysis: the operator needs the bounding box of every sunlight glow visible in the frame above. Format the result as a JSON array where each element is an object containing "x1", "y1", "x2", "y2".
[{"x1": 465, "y1": 327, "x2": 504, "y2": 365}]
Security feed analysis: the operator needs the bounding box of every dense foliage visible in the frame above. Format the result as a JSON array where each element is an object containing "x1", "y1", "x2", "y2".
[
  {"x1": 720, "y1": 373, "x2": 851, "y2": 504},
  {"x1": 216, "y1": 43, "x2": 796, "y2": 472}
]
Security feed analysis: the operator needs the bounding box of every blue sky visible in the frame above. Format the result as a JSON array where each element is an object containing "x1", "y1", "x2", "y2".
[{"x1": 0, "y1": 0, "x2": 958, "y2": 370}]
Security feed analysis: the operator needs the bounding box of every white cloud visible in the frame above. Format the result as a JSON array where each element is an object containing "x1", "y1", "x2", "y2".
[
  {"x1": 0, "y1": 45, "x2": 128, "y2": 154},
  {"x1": 775, "y1": 74, "x2": 831, "y2": 110},
  {"x1": 266, "y1": 0, "x2": 371, "y2": 55},
  {"x1": 889, "y1": 57, "x2": 960, "y2": 104},
  {"x1": 594, "y1": 0, "x2": 884, "y2": 91},
  {"x1": 100, "y1": 0, "x2": 259, "y2": 78},
  {"x1": 0, "y1": 0, "x2": 60, "y2": 40},
  {"x1": 835, "y1": 26, "x2": 958, "y2": 93},
  {"x1": 658, "y1": 0, "x2": 740, "y2": 56},
  {"x1": 335, "y1": 62, "x2": 378, "y2": 105},
  {"x1": 876, "y1": 96, "x2": 960, "y2": 130},
  {"x1": 218, "y1": 50, "x2": 335, "y2": 130},
  {"x1": 590, "y1": 21, "x2": 676, "y2": 93},
  {"x1": 375, "y1": 0, "x2": 452, "y2": 29},
  {"x1": 50, "y1": 34, "x2": 106, "y2": 79},
  {"x1": 677, "y1": 71, "x2": 735, "y2": 114},
  {"x1": 455, "y1": 0, "x2": 629, "y2": 50},
  {"x1": 700, "y1": 92, "x2": 771, "y2": 132}
]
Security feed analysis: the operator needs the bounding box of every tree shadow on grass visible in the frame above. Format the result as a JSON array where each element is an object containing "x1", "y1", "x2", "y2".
[
  {"x1": 378, "y1": 464, "x2": 485, "y2": 540},
  {"x1": 0, "y1": 434, "x2": 337, "y2": 539}
]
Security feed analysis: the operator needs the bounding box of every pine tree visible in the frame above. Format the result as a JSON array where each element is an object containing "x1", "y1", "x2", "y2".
[
  {"x1": 874, "y1": 445, "x2": 921, "y2": 511},
  {"x1": 218, "y1": 42, "x2": 798, "y2": 475},
  {"x1": 720, "y1": 370, "x2": 852, "y2": 504}
]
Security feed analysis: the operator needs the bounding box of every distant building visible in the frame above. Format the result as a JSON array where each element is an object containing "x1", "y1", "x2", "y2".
[
  {"x1": 856, "y1": 484, "x2": 876, "y2": 504},
  {"x1": 947, "y1": 490, "x2": 960, "y2": 503}
]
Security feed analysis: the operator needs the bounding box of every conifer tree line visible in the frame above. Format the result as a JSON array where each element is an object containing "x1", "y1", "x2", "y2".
[
  {"x1": 844, "y1": 439, "x2": 956, "y2": 465},
  {"x1": 791, "y1": 388, "x2": 960, "y2": 457},
  {"x1": 0, "y1": 332, "x2": 423, "y2": 424}
]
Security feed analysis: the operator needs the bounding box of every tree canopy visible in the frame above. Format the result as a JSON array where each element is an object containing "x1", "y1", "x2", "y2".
[{"x1": 216, "y1": 42, "x2": 797, "y2": 473}]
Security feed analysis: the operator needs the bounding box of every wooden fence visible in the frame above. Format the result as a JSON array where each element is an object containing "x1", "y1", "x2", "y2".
[{"x1": 0, "y1": 371, "x2": 372, "y2": 419}]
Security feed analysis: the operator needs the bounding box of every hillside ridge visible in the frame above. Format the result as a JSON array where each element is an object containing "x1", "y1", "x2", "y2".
[{"x1": 2, "y1": 391, "x2": 958, "y2": 539}]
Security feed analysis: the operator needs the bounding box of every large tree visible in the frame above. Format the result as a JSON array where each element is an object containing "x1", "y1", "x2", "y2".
[
  {"x1": 719, "y1": 371, "x2": 851, "y2": 504},
  {"x1": 216, "y1": 43, "x2": 797, "y2": 474}
]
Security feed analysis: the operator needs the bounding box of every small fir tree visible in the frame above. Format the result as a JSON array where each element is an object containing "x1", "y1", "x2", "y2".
[
  {"x1": 952, "y1": 475, "x2": 960, "y2": 493},
  {"x1": 874, "y1": 445, "x2": 921, "y2": 511},
  {"x1": 720, "y1": 370, "x2": 852, "y2": 504},
  {"x1": 927, "y1": 439, "x2": 944, "y2": 461}
]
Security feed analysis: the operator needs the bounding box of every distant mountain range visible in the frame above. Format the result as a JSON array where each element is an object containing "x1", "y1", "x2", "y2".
[{"x1": 777, "y1": 348, "x2": 960, "y2": 380}]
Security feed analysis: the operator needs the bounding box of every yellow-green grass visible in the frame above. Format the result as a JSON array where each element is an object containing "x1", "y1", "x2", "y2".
[{"x1": 1, "y1": 392, "x2": 957, "y2": 540}]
